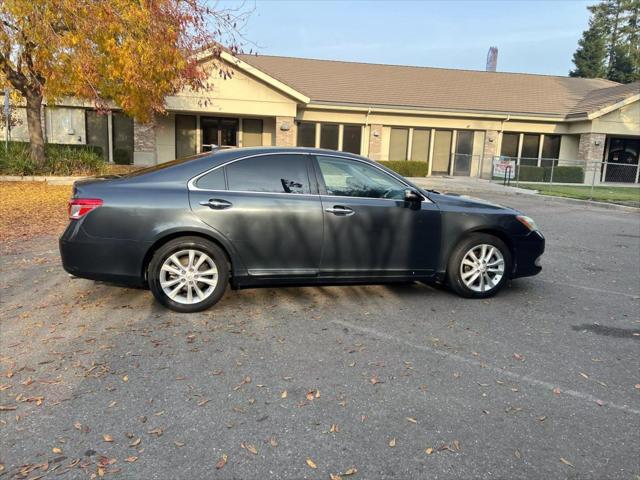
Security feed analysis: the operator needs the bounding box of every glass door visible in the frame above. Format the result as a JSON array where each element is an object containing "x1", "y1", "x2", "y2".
[{"x1": 453, "y1": 130, "x2": 473, "y2": 176}]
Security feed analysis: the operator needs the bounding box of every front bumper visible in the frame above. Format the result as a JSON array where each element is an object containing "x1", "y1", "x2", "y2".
[
  {"x1": 59, "y1": 221, "x2": 150, "y2": 286},
  {"x1": 511, "y1": 230, "x2": 545, "y2": 279}
]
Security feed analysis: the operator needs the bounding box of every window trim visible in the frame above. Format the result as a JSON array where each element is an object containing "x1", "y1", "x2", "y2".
[{"x1": 188, "y1": 152, "x2": 317, "y2": 196}]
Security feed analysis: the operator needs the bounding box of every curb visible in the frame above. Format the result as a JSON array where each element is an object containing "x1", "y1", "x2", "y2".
[
  {"x1": 449, "y1": 188, "x2": 639, "y2": 212},
  {"x1": 0, "y1": 175, "x2": 87, "y2": 185}
]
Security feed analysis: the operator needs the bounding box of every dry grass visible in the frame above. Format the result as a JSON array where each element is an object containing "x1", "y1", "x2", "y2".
[{"x1": 0, "y1": 182, "x2": 72, "y2": 250}]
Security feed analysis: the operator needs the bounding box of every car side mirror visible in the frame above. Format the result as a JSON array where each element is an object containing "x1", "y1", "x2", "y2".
[{"x1": 404, "y1": 189, "x2": 423, "y2": 203}]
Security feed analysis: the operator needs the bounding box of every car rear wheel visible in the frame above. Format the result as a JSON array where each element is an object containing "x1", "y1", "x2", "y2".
[
  {"x1": 148, "y1": 236, "x2": 229, "y2": 312},
  {"x1": 447, "y1": 233, "x2": 511, "y2": 298}
]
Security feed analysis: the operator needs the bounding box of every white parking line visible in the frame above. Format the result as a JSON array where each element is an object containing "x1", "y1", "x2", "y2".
[
  {"x1": 533, "y1": 279, "x2": 639, "y2": 299},
  {"x1": 331, "y1": 319, "x2": 640, "y2": 416}
]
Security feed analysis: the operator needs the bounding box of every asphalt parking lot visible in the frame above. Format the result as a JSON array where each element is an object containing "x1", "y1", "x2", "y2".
[{"x1": 1, "y1": 193, "x2": 639, "y2": 479}]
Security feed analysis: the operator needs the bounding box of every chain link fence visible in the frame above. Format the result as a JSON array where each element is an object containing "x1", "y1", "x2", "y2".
[{"x1": 487, "y1": 156, "x2": 639, "y2": 190}]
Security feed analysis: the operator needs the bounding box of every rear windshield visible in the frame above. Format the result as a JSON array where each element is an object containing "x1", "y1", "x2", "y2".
[{"x1": 121, "y1": 152, "x2": 213, "y2": 178}]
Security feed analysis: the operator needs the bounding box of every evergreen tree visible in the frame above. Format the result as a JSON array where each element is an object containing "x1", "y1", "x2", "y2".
[{"x1": 570, "y1": 0, "x2": 640, "y2": 83}]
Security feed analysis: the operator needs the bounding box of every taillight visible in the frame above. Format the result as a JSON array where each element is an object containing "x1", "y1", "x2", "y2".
[{"x1": 68, "y1": 198, "x2": 103, "y2": 220}]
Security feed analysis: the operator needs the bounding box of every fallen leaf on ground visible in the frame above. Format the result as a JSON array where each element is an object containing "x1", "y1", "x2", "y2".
[
  {"x1": 306, "y1": 458, "x2": 317, "y2": 469},
  {"x1": 344, "y1": 467, "x2": 357, "y2": 475},
  {"x1": 552, "y1": 387, "x2": 561, "y2": 395},
  {"x1": 406, "y1": 417, "x2": 417, "y2": 424},
  {"x1": 281, "y1": 390, "x2": 287, "y2": 398},
  {"x1": 560, "y1": 458, "x2": 575, "y2": 468},
  {"x1": 330, "y1": 475, "x2": 342, "y2": 480},
  {"x1": 595, "y1": 399, "x2": 604, "y2": 406},
  {"x1": 579, "y1": 372, "x2": 589, "y2": 379},
  {"x1": 102, "y1": 434, "x2": 113, "y2": 442},
  {"x1": 148, "y1": 428, "x2": 163, "y2": 437},
  {"x1": 389, "y1": 438, "x2": 396, "y2": 448},
  {"x1": 245, "y1": 444, "x2": 257, "y2": 455},
  {"x1": 122, "y1": 375, "x2": 128, "y2": 382},
  {"x1": 515, "y1": 449, "x2": 522, "y2": 459},
  {"x1": 513, "y1": 353, "x2": 525, "y2": 361},
  {"x1": 130, "y1": 438, "x2": 141, "y2": 447},
  {"x1": 52, "y1": 447, "x2": 62, "y2": 454},
  {"x1": 425, "y1": 447, "x2": 434, "y2": 455},
  {"x1": 216, "y1": 454, "x2": 227, "y2": 469},
  {"x1": 197, "y1": 399, "x2": 210, "y2": 406},
  {"x1": 269, "y1": 437, "x2": 278, "y2": 447},
  {"x1": 0, "y1": 405, "x2": 17, "y2": 411},
  {"x1": 125, "y1": 456, "x2": 138, "y2": 463},
  {"x1": 174, "y1": 441, "x2": 185, "y2": 447}
]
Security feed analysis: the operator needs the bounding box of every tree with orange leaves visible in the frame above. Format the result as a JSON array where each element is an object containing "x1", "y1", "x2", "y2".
[{"x1": 0, "y1": 0, "x2": 249, "y2": 165}]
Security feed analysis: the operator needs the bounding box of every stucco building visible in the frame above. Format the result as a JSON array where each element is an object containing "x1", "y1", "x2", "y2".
[{"x1": 3, "y1": 51, "x2": 639, "y2": 182}]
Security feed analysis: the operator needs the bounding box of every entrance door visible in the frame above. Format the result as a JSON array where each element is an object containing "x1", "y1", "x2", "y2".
[
  {"x1": 453, "y1": 130, "x2": 473, "y2": 176},
  {"x1": 201, "y1": 117, "x2": 238, "y2": 151},
  {"x1": 605, "y1": 137, "x2": 640, "y2": 183},
  {"x1": 432, "y1": 130, "x2": 452, "y2": 175}
]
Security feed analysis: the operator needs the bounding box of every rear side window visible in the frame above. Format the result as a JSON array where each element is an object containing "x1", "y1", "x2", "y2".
[
  {"x1": 196, "y1": 168, "x2": 226, "y2": 190},
  {"x1": 226, "y1": 154, "x2": 311, "y2": 194}
]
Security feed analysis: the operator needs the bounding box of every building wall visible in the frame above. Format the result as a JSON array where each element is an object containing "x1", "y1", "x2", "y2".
[{"x1": 156, "y1": 113, "x2": 176, "y2": 163}]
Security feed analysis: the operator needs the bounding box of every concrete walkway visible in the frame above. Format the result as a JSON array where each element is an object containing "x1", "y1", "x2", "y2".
[{"x1": 408, "y1": 176, "x2": 537, "y2": 196}]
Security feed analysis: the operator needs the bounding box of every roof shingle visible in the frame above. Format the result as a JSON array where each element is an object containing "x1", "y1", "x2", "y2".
[{"x1": 238, "y1": 54, "x2": 635, "y2": 118}]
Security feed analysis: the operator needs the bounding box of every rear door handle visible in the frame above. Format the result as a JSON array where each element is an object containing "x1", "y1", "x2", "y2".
[
  {"x1": 325, "y1": 205, "x2": 355, "y2": 216},
  {"x1": 200, "y1": 199, "x2": 232, "y2": 210}
]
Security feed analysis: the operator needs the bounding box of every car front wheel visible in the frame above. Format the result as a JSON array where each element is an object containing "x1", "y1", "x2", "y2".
[
  {"x1": 148, "y1": 236, "x2": 229, "y2": 313},
  {"x1": 447, "y1": 233, "x2": 511, "y2": 298}
]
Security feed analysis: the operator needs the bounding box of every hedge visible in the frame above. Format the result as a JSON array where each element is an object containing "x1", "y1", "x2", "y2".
[
  {"x1": 516, "y1": 165, "x2": 545, "y2": 182},
  {"x1": 0, "y1": 141, "x2": 107, "y2": 176},
  {"x1": 378, "y1": 160, "x2": 429, "y2": 177},
  {"x1": 544, "y1": 166, "x2": 584, "y2": 183}
]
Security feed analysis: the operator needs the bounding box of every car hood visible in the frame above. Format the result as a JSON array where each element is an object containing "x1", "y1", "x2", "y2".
[{"x1": 426, "y1": 191, "x2": 520, "y2": 214}]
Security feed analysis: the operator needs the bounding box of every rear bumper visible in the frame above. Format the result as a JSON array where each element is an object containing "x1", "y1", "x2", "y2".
[
  {"x1": 59, "y1": 221, "x2": 150, "y2": 287},
  {"x1": 511, "y1": 230, "x2": 545, "y2": 279}
]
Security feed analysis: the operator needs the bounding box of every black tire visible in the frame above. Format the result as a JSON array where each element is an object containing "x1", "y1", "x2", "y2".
[
  {"x1": 446, "y1": 233, "x2": 511, "y2": 299},
  {"x1": 148, "y1": 236, "x2": 229, "y2": 313}
]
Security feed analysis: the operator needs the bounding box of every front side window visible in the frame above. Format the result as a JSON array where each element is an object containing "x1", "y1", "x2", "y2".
[
  {"x1": 317, "y1": 156, "x2": 406, "y2": 200},
  {"x1": 226, "y1": 154, "x2": 310, "y2": 194}
]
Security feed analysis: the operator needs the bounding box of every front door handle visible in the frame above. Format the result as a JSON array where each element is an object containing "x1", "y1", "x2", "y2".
[
  {"x1": 325, "y1": 205, "x2": 355, "y2": 216},
  {"x1": 200, "y1": 199, "x2": 232, "y2": 210}
]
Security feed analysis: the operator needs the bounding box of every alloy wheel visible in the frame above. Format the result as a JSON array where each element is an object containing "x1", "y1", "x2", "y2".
[
  {"x1": 459, "y1": 244, "x2": 505, "y2": 293},
  {"x1": 159, "y1": 249, "x2": 218, "y2": 305}
]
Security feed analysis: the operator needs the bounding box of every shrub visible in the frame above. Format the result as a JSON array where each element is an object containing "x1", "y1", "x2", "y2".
[
  {"x1": 378, "y1": 160, "x2": 429, "y2": 177},
  {"x1": 516, "y1": 165, "x2": 545, "y2": 182},
  {"x1": 0, "y1": 141, "x2": 107, "y2": 176},
  {"x1": 544, "y1": 166, "x2": 584, "y2": 183}
]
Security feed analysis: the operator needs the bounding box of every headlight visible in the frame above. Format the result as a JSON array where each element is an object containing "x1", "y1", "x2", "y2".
[{"x1": 516, "y1": 215, "x2": 538, "y2": 231}]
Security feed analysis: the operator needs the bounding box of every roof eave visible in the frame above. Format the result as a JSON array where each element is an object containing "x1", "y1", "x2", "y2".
[
  {"x1": 305, "y1": 101, "x2": 566, "y2": 122},
  {"x1": 196, "y1": 49, "x2": 311, "y2": 104}
]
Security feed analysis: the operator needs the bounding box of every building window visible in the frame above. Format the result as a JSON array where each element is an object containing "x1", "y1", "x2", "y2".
[
  {"x1": 521, "y1": 134, "x2": 540, "y2": 165},
  {"x1": 243, "y1": 118, "x2": 263, "y2": 147},
  {"x1": 342, "y1": 125, "x2": 362, "y2": 154},
  {"x1": 85, "y1": 110, "x2": 109, "y2": 161},
  {"x1": 297, "y1": 122, "x2": 316, "y2": 147},
  {"x1": 112, "y1": 112, "x2": 134, "y2": 165},
  {"x1": 201, "y1": 116, "x2": 238, "y2": 150},
  {"x1": 432, "y1": 130, "x2": 452, "y2": 174},
  {"x1": 320, "y1": 124, "x2": 339, "y2": 150},
  {"x1": 175, "y1": 114, "x2": 197, "y2": 159},
  {"x1": 389, "y1": 128, "x2": 409, "y2": 160},
  {"x1": 410, "y1": 129, "x2": 430, "y2": 162},
  {"x1": 500, "y1": 133, "x2": 519, "y2": 158},
  {"x1": 541, "y1": 135, "x2": 561, "y2": 166}
]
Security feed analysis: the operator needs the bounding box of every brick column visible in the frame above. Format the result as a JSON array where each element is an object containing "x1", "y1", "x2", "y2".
[
  {"x1": 579, "y1": 132, "x2": 606, "y2": 185},
  {"x1": 275, "y1": 116, "x2": 296, "y2": 147},
  {"x1": 133, "y1": 120, "x2": 156, "y2": 165},
  {"x1": 578, "y1": 132, "x2": 606, "y2": 162},
  {"x1": 368, "y1": 124, "x2": 383, "y2": 161}
]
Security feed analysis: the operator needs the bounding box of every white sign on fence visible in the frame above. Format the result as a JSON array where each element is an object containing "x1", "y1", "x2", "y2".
[{"x1": 493, "y1": 158, "x2": 516, "y2": 179}]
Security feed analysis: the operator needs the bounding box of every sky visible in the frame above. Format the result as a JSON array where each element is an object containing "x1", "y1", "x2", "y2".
[{"x1": 224, "y1": 0, "x2": 592, "y2": 76}]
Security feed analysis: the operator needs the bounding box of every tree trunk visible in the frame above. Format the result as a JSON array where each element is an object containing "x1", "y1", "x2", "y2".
[{"x1": 25, "y1": 92, "x2": 45, "y2": 166}]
